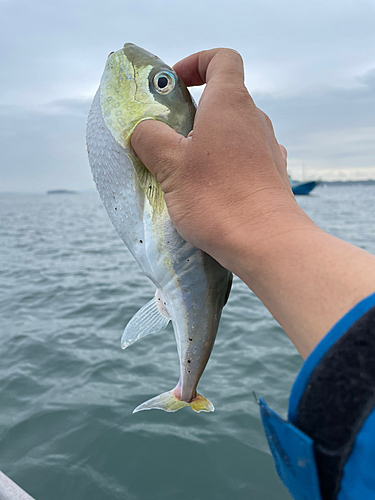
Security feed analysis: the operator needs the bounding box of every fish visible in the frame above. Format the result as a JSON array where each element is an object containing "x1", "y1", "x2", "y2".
[{"x1": 86, "y1": 43, "x2": 232, "y2": 413}]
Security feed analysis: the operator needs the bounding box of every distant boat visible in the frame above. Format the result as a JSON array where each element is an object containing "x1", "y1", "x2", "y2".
[
  {"x1": 289, "y1": 163, "x2": 320, "y2": 195},
  {"x1": 47, "y1": 189, "x2": 77, "y2": 195},
  {"x1": 290, "y1": 179, "x2": 320, "y2": 195}
]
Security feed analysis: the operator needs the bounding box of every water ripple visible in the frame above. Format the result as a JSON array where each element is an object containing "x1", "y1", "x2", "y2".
[{"x1": 0, "y1": 187, "x2": 374, "y2": 499}]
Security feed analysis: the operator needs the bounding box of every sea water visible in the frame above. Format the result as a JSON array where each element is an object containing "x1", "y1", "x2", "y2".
[{"x1": 0, "y1": 184, "x2": 374, "y2": 500}]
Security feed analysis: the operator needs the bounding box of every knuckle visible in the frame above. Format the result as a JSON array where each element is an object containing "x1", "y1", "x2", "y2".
[
  {"x1": 235, "y1": 84, "x2": 252, "y2": 101},
  {"x1": 279, "y1": 145, "x2": 287, "y2": 159},
  {"x1": 218, "y1": 48, "x2": 243, "y2": 63},
  {"x1": 257, "y1": 109, "x2": 276, "y2": 134},
  {"x1": 257, "y1": 109, "x2": 272, "y2": 126},
  {"x1": 219, "y1": 84, "x2": 252, "y2": 109}
]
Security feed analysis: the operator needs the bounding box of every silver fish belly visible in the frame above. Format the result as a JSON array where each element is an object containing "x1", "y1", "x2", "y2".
[{"x1": 86, "y1": 43, "x2": 232, "y2": 413}]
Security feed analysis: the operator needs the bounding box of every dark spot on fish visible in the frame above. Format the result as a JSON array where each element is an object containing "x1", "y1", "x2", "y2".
[
  {"x1": 139, "y1": 240, "x2": 143, "y2": 243},
  {"x1": 187, "y1": 360, "x2": 191, "y2": 363},
  {"x1": 149, "y1": 185, "x2": 152, "y2": 190},
  {"x1": 114, "y1": 207, "x2": 117, "y2": 210},
  {"x1": 164, "y1": 302, "x2": 166, "y2": 305},
  {"x1": 188, "y1": 370, "x2": 191, "y2": 373},
  {"x1": 187, "y1": 259, "x2": 189, "y2": 262},
  {"x1": 189, "y1": 338, "x2": 192, "y2": 341}
]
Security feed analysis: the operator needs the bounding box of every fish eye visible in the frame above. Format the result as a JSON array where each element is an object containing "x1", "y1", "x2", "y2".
[{"x1": 153, "y1": 71, "x2": 176, "y2": 95}]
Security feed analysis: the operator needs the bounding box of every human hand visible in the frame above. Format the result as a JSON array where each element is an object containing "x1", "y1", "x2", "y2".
[
  {"x1": 132, "y1": 48, "x2": 375, "y2": 358},
  {"x1": 131, "y1": 48, "x2": 304, "y2": 273}
]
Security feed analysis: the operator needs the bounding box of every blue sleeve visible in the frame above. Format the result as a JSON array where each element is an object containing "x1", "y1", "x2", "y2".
[{"x1": 259, "y1": 292, "x2": 375, "y2": 500}]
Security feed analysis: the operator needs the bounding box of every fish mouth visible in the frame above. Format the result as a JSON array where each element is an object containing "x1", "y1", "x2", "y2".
[{"x1": 122, "y1": 43, "x2": 161, "y2": 66}]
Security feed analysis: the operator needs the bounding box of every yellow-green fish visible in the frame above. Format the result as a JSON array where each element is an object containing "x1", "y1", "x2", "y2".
[{"x1": 86, "y1": 44, "x2": 232, "y2": 413}]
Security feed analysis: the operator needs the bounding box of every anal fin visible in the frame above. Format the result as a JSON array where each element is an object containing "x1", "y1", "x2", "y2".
[{"x1": 121, "y1": 290, "x2": 170, "y2": 349}]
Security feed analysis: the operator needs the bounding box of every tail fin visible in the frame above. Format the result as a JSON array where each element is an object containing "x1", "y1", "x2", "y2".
[{"x1": 133, "y1": 390, "x2": 214, "y2": 414}]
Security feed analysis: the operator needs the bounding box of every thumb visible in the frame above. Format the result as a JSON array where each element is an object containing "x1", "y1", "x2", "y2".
[{"x1": 131, "y1": 119, "x2": 186, "y2": 184}]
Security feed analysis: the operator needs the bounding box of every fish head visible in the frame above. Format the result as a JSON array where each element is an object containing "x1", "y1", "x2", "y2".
[{"x1": 99, "y1": 43, "x2": 196, "y2": 150}]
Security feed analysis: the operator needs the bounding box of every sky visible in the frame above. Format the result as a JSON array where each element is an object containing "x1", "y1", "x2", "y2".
[{"x1": 1, "y1": 0, "x2": 375, "y2": 192}]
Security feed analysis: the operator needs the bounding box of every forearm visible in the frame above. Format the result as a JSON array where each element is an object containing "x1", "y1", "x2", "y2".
[{"x1": 222, "y1": 205, "x2": 375, "y2": 358}]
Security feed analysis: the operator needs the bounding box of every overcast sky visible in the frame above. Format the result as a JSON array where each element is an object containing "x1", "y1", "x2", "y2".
[{"x1": 1, "y1": 0, "x2": 375, "y2": 192}]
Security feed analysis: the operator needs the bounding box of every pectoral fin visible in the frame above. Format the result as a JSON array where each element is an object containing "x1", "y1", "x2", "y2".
[{"x1": 121, "y1": 290, "x2": 170, "y2": 349}]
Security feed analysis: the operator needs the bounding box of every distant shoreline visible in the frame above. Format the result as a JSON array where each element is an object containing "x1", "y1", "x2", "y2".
[
  {"x1": 0, "y1": 181, "x2": 375, "y2": 195},
  {"x1": 47, "y1": 189, "x2": 77, "y2": 195},
  {"x1": 319, "y1": 180, "x2": 375, "y2": 186}
]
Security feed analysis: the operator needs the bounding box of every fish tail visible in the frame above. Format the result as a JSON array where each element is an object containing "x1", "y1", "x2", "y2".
[{"x1": 133, "y1": 389, "x2": 214, "y2": 414}]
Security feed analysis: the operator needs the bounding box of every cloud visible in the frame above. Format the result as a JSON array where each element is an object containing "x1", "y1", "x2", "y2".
[
  {"x1": 1, "y1": 0, "x2": 375, "y2": 188},
  {"x1": 2, "y1": 0, "x2": 375, "y2": 105},
  {"x1": 254, "y1": 67, "x2": 375, "y2": 179},
  {"x1": 1, "y1": 64, "x2": 375, "y2": 193},
  {"x1": 0, "y1": 100, "x2": 93, "y2": 192}
]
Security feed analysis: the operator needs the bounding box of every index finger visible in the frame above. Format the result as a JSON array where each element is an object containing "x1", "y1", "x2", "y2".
[{"x1": 173, "y1": 48, "x2": 245, "y2": 87}]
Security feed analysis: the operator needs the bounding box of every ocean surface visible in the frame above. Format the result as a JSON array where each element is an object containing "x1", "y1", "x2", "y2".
[{"x1": 0, "y1": 184, "x2": 374, "y2": 500}]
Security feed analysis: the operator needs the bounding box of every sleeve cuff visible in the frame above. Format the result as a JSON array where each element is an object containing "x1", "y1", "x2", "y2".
[
  {"x1": 288, "y1": 292, "x2": 375, "y2": 422},
  {"x1": 260, "y1": 291, "x2": 375, "y2": 500}
]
